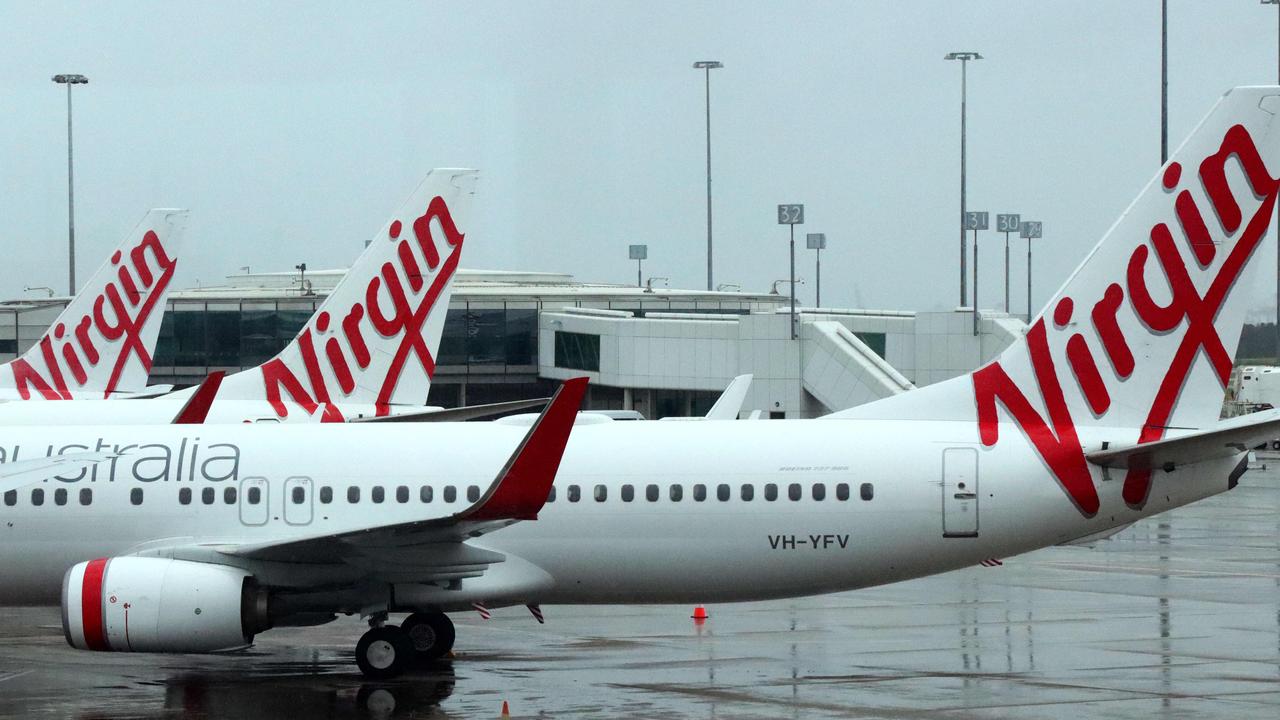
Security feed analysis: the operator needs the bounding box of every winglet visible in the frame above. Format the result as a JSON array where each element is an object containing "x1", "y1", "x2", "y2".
[
  {"x1": 172, "y1": 372, "x2": 225, "y2": 424},
  {"x1": 462, "y1": 377, "x2": 589, "y2": 522}
]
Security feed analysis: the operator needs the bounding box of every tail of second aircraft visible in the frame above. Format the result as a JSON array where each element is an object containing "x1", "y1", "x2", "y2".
[
  {"x1": 215, "y1": 168, "x2": 478, "y2": 421},
  {"x1": 833, "y1": 86, "x2": 1280, "y2": 512},
  {"x1": 0, "y1": 208, "x2": 188, "y2": 400}
]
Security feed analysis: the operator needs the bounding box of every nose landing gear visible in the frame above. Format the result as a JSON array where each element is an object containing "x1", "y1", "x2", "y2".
[{"x1": 354, "y1": 612, "x2": 456, "y2": 678}]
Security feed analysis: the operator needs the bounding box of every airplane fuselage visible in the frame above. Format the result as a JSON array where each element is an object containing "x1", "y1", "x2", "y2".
[
  {"x1": 0, "y1": 393, "x2": 434, "y2": 425},
  {"x1": 0, "y1": 419, "x2": 1238, "y2": 607}
]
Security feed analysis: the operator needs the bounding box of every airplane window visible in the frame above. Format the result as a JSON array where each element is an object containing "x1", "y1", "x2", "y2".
[
  {"x1": 621, "y1": 484, "x2": 634, "y2": 502},
  {"x1": 396, "y1": 486, "x2": 409, "y2": 503},
  {"x1": 372, "y1": 486, "x2": 385, "y2": 504},
  {"x1": 245, "y1": 487, "x2": 258, "y2": 505},
  {"x1": 203, "y1": 487, "x2": 215, "y2": 504},
  {"x1": 860, "y1": 483, "x2": 874, "y2": 501},
  {"x1": 179, "y1": 488, "x2": 192, "y2": 505},
  {"x1": 467, "y1": 486, "x2": 480, "y2": 502},
  {"x1": 225, "y1": 487, "x2": 237, "y2": 504},
  {"x1": 31, "y1": 489, "x2": 44, "y2": 506},
  {"x1": 812, "y1": 484, "x2": 826, "y2": 501},
  {"x1": 420, "y1": 486, "x2": 433, "y2": 503},
  {"x1": 717, "y1": 484, "x2": 730, "y2": 501},
  {"x1": 444, "y1": 486, "x2": 457, "y2": 503},
  {"x1": 669, "y1": 484, "x2": 683, "y2": 502},
  {"x1": 348, "y1": 486, "x2": 361, "y2": 503},
  {"x1": 693, "y1": 484, "x2": 707, "y2": 502},
  {"x1": 292, "y1": 486, "x2": 306, "y2": 504},
  {"x1": 594, "y1": 484, "x2": 607, "y2": 502},
  {"x1": 568, "y1": 485, "x2": 581, "y2": 503},
  {"x1": 3, "y1": 490, "x2": 14, "y2": 506},
  {"x1": 765, "y1": 483, "x2": 778, "y2": 501},
  {"x1": 54, "y1": 489, "x2": 67, "y2": 506},
  {"x1": 130, "y1": 488, "x2": 143, "y2": 506},
  {"x1": 645, "y1": 484, "x2": 658, "y2": 502},
  {"x1": 79, "y1": 488, "x2": 91, "y2": 506},
  {"x1": 320, "y1": 486, "x2": 333, "y2": 504},
  {"x1": 547, "y1": 486, "x2": 556, "y2": 503},
  {"x1": 836, "y1": 483, "x2": 850, "y2": 501},
  {"x1": 741, "y1": 484, "x2": 754, "y2": 501},
  {"x1": 788, "y1": 483, "x2": 802, "y2": 501}
]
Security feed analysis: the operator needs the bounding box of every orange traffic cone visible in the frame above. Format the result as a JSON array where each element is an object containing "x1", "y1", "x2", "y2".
[
  {"x1": 691, "y1": 605, "x2": 708, "y2": 620},
  {"x1": 500, "y1": 699, "x2": 511, "y2": 717}
]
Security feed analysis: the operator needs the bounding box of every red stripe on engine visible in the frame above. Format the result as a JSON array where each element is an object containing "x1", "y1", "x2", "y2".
[{"x1": 80, "y1": 558, "x2": 110, "y2": 651}]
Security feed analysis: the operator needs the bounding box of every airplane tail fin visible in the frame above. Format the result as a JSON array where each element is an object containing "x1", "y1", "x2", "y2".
[
  {"x1": 217, "y1": 169, "x2": 478, "y2": 420},
  {"x1": 1, "y1": 208, "x2": 187, "y2": 399},
  {"x1": 832, "y1": 86, "x2": 1280, "y2": 512}
]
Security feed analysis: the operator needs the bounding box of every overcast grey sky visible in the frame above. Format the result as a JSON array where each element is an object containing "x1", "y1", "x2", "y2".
[{"x1": 1, "y1": 1, "x2": 1277, "y2": 316}]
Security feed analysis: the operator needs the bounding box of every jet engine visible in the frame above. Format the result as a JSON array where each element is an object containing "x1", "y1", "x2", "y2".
[{"x1": 62, "y1": 557, "x2": 270, "y2": 652}]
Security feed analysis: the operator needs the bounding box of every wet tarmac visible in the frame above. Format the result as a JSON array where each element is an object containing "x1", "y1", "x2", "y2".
[{"x1": 3, "y1": 461, "x2": 1280, "y2": 719}]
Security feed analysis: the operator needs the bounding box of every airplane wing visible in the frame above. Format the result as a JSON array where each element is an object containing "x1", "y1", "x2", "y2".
[
  {"x1": 1086, "y1": 410, "x2": 1280, "y2": 470},
  {"x1": 348, "y1": 397, "x2": 550, "y2": 423},
  {"x1": 220, "y1": 377, "x2": 587, "y2": 565},
  {"x1": 117, "y1": 384, "x2": 176, "y2": 399},
  {"x1": 0, "y1": 452, "x2": 124, "y2": 493}
]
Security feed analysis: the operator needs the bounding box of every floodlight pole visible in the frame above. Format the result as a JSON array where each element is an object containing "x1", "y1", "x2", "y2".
[
  {"x1": 53, "y1": 73, "x2": 88, "y2": 295},
  {"x1": 694, "y1": 61, "x2": 723, "y2": 291},
  {"x1": 1267, "y1": 0, "x2": 1280, "y2": 360},
  {"x1": 1161, "y1": 0, "x2": 1168, "y2": 165},
  {"x1": 946, "y1": 52, "x2": 982, "y2": 307}
]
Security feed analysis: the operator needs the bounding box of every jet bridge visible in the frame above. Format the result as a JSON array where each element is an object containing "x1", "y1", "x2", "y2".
[{"x1": 801, "y1": 320, "x2": 914, "y2": 413}]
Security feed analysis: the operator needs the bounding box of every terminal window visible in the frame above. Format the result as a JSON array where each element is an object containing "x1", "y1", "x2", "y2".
[
  {"x1": 855, "y1": 332, "x2": 887, "y2": 359},
  {"x1": 554, "y1": 331, "x2": 600, "y2": 372}
]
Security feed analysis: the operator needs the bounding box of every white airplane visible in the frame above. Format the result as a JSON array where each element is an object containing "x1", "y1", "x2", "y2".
[
  {"x1": 1, "y1": 86, "x2": 1278, "y2": 680},
  {"x1": 0, "y1": 209, "x2": 187, "y2": 401},
  {"x1": 0, "y1": 170, "x2": 526, "y2": 425}
]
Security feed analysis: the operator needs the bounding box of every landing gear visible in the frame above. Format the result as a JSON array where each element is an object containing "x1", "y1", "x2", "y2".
[
  {"x1": 401, "y1": 612, "x2": 455, "y2": 660},
  {"x1": 355, "y1": 625, "x2": 414, "y2": 679}
]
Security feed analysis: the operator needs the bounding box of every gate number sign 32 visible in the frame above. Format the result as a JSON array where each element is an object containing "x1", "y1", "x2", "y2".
[{"x1": 777, "y1": 204, "x2": 805, "y2": 225}]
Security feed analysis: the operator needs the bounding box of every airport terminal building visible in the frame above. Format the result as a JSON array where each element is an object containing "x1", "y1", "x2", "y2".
[{"x1": 0, "y1": 269, "x2": 1024, "y2": 418}]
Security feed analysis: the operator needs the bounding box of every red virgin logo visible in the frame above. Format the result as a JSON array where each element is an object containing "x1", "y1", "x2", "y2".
[
  {"x1": 972, "y1": 124, "x2": 1280, "y2": 516},
  {"x1": 11, "y1": 231, "x2": 175, "y2": 400},
  {"x1": 258, "y1": 195, "x2": 463, "y2": 421}
]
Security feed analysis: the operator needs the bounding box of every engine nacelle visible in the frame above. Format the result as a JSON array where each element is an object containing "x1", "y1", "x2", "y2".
[{"x1": 62, "y1": 557, "x2": 270, "y2": 653}]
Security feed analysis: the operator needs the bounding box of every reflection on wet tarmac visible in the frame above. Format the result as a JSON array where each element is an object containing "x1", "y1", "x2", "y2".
[
  {"x1": 2, "y1": 461, "x2": 1279, "y2": 718},
  {"x1": 159, "y1": 663, "x2": 455, "y2": 719}
]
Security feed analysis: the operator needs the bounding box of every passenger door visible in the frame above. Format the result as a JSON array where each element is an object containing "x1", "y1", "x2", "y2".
[{"x1": 941, "y1": 448, "x2": 979, "y2": 538}]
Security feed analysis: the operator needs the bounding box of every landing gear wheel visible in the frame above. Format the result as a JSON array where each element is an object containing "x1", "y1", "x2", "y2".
[
  {"x1": 356, "y1": 625, "x2": 414, "y2": 679},
  {"x1": 401, "y1": 612, "x2": 455, "y2": 659}
]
